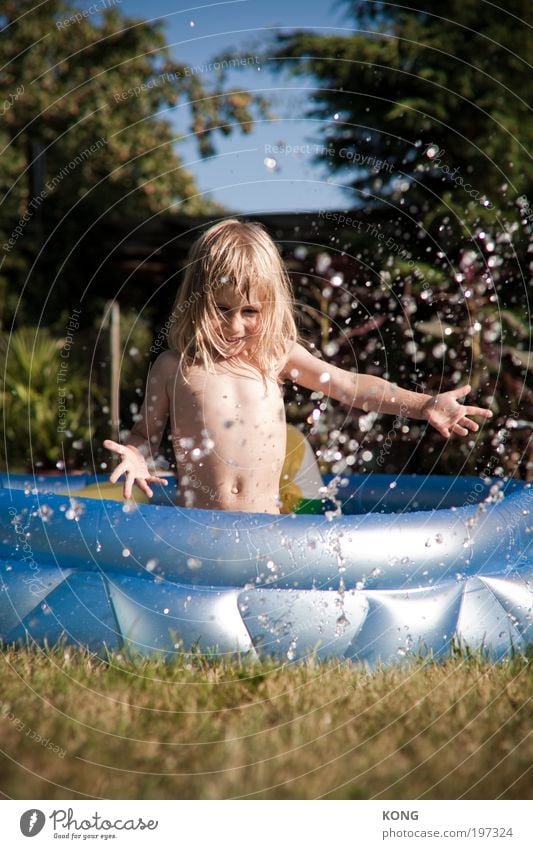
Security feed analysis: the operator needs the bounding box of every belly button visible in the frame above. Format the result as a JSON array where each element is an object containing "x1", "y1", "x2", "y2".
[{"x1": 231, "y1": 484, "x2": 240, "y2": 494}]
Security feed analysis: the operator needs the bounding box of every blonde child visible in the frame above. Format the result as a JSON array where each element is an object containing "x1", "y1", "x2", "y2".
[{"x1": 104, "y1": 219, "x2": 492, "y2": 514}]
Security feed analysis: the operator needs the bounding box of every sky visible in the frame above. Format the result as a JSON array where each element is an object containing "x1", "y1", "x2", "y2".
[{"x1": 118, "y1": 0, "x2": 358, "y2": 213}]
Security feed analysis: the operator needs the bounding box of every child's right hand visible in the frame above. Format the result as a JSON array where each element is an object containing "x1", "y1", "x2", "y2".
[{"x1": 103, "y1": 439, "x2": 169, "y2": 499}]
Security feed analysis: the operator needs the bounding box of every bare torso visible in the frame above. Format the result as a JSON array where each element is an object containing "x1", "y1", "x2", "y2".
[{"x1": 167, "y1": 356, "x2": 286, "y2": 513}]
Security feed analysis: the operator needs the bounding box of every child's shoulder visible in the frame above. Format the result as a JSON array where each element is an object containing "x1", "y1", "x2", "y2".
[
  {"x1": 154, "y1": 350, "x2": 214, "y2": 386},
  {"x1": 153, "y1": 349, "x2": 180, "y2": 367},
  {"x1": 149, "y1": 349, "x2": 182, "y2": 382}
]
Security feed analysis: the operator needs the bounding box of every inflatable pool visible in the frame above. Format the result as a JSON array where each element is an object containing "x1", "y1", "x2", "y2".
[{"x1": 1, "y1": 472, "x2": 531, "y2": 668}]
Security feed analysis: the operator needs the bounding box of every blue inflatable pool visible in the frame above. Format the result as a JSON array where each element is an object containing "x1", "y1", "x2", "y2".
[{"x1": 0, "y1": 473, "x2": 531, "y2": 667}]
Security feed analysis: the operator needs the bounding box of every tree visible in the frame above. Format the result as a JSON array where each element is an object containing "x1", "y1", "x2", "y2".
[
  {"x1": 0, "y1": 0, "x2": 268, "y2": 328},
  {"x1": 225, "y1": 4, "x2": 531, "y2": 476},
  {"x1": 266, "y1": 0, "x2": 532, "y2": 235},
  {"x1": 254, "y1": 1, "x2": 531, "y2": 445}
]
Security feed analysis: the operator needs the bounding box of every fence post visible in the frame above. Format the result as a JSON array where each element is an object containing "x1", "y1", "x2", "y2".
[{"x1": 104, "y1": 300, "x2": 121, "y2": 442}]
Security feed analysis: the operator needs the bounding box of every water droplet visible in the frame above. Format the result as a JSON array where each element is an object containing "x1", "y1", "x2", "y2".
[
  {"x1": 336, "y1": 612, "x2": 350, "y2": 630},
  {"x1": 37, "y1": 504, "x2": 54, "y2": 522},
  {"x1": 286, "y1": 639, "x2": 298, "y2": 660},
  {"x1": 432, "y1": 342, "x2": 447, "y2": 358}
]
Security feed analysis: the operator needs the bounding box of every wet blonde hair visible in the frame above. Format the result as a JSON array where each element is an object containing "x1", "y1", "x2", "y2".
[{"x1": 168, "y1": 219, "x2": 298, "y2": 380}]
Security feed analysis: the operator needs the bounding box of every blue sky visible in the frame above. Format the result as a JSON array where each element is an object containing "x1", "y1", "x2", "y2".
[{"x1": 118, "y1": 0, "x2": 357, "y2": 213}]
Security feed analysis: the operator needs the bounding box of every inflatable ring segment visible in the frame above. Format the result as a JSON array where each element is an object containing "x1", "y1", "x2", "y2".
[{"x1": 0, "y1": 473, "x2": 531, "y2": 668}]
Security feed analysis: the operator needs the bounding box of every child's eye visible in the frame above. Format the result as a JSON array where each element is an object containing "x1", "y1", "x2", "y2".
[{"x1": 243, "y1": 308, "x2": 259, "y2": 315}]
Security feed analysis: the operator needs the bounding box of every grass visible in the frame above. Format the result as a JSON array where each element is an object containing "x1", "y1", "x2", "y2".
[{"x1": 0, "y1": 645, "x2": 531, "y2": 800}]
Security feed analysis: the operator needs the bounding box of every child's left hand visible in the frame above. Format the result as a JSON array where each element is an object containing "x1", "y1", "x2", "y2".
[{"x1": 422, "y1": 385, "x2": 493, "y2": 438}]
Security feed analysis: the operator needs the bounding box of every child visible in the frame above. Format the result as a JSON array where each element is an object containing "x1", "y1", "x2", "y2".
[{"x1": 104, "y1": 219, "x2": 492, "y2": 514}]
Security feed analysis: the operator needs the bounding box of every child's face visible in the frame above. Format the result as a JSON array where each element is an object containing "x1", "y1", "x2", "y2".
[{"x1": 212, "y1": 285, "x2": 263, "y2": 355}]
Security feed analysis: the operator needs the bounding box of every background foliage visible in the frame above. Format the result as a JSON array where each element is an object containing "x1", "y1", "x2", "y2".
[
  {"x1": 0, "y1": 0, "x2": 530, "y2": 476},
  {"x1": 0, "y1": 0, "x2": 267, "y2": 329},
  {"x1": 267, "y1": 0, "x2": 532, "y2": 236}
]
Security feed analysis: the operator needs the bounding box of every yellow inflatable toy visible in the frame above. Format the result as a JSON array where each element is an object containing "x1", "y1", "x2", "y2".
[{"x1": 278, "y1": 425, "x2": 323, "y2": 512}]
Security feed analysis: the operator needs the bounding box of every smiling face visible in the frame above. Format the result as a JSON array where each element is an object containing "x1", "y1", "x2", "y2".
[
  {"x1": 212, "y1": 285, "x2": 264, "y2": 357},
  {"x1": 168, "y1": 219, "x2": 298, "y2": 379}
]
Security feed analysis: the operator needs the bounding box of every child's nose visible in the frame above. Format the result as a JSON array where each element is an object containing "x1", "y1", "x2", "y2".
[{"x1": 229, "y1": 312, "x2": 244, "y2": 335}]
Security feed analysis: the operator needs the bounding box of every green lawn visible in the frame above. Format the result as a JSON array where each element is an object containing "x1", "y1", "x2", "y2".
[{"x1": 0, "y1": 646, "x2": 531, "y2": 800}]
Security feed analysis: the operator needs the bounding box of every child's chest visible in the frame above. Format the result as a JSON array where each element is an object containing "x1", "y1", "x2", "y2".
[{"x1": 169, "y1": 366, "x2": 285, "y2": 427}]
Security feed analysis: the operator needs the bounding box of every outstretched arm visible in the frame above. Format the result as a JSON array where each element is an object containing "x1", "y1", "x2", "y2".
[
  {"x1": 281, "y1": 342, "x2": 492, "y2": 438},
  {"x1": 103, "y1": 350, "x2": 177, "y2": 498}
]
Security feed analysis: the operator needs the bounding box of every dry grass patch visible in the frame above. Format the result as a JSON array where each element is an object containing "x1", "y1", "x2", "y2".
[{"x1": 0, "y1": 645, "x2": 531, "y2": 799}]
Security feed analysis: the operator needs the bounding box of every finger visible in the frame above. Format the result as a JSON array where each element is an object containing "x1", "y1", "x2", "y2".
[
  {"x1": 452, "y1": 423, "x2": 469, "y2": 437},
  {"x1": 109, "y1": 461, "x2": 128, "y2": 483},
  {"x1": 464, "y1": 406, "x2": 493, "y2": 418},
  {"x1": 123, "y1": 472, "x2": 134, "y2": 500},
  {"x1": 461, "y1": 417, "x2": 479, "y2": 432},
  {"x1": 147, "y1": 475, "x2": 169, "y2": 486},
  {"x1": 103, "y1": 439, "x2": 124, "y2": 455},
  {"x1": 137, "y1": 479, "x2": 153, "y2": 498},
  {"x1": 452, "y1": 384, "x2": 471, "y2": 399}
]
